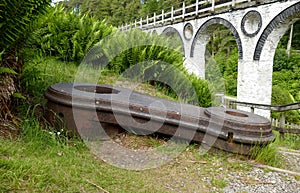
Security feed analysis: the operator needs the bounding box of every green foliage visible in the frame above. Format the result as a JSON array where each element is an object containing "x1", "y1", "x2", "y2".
[
  {"x1": 0, "y1": 117, "x2": 262, "y2": 192},
  {"x1": 250, "y1": 143, "x2": 281, "y2": 167},
  {"x1": 61, "y1": 0, "x2": 198, "y2": 26},
  {"x1": 12, "y1": 93, "x2": 26, "y2": 100},
  {"x1": 292, "y1": 21, "x2": 300, "y2": 50},
  {"x1": 0, "y1": 67, "x2": 17, "y2": 75},
  {"x1": 99, "y1": 30, "x2": 183, "y2": 74},
  {"x1": 21, "y1": 56, "x2": 78, "y2": 104},
  {"x1": 271, "y1": 85, "x2": 294, "y2": 105},
  {"x1": 0, "y1": 0, "x2": 51, "y2": 123},
  {"x1": 61, "y1": 0, "x2": 142, "y2": 26},
  {"x1": 30, "y1": 5, "x2": 115, "y2": 62},
  {"x1": 189, "y1": 74, "x2": 212, "y2": 107},
  {"x1": 89, "y1": 29, "x2": 212, "y2": 107},
  {"x1": 207, "y1": 26, "x2": 237, "y2": 57},
  {"x1": 273, "y1": 49, "x2": 300, "y2": 71},
  {"x1": 0, "y1": 0, "x2": 51, "y2": 56},
  {"x1": 273, "y1": 49, "x2": 290, "y2": 71},
  {"x1": 268, "y1": 130, "x2": 300, "y2": 154},
  {"x1": 271, "y1": 85, "x2": 300, "y2": 124},
  {"x1": 211, "y1": 178, "x2": 227, "y2": 189},
  {"x1": 214, "y1": 48, "x2": 238, "y2": 96},
  {"x1": 280, "y1": 133, "x2": 300, "y2": 150},
  {"x1": 273, "y1": 68, "x2": 300, "y2": 101}
]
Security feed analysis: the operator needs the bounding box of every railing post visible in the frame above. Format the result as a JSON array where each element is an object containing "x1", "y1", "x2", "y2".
[
  {"x1": 134, "y1": 20, "x2": 137, "y2": 28},
  {"x1": 182, "y1": 2, "x2": 185, "y2": 19},
  {"x1": 232, "y1": 0, "x2": 236, "y2": 8},
  {"x1": 211, "y1": 0, "x2": 215, "y2": 12},
  {"x1": 154, "y1": 12, "x2": 156, "y2": 26},
  {"x1": 146, "y1": 15, "x2": 149, "y2": 26},
  {"x1": 195, "y1": 0, "x2": 199, "y2": 16},
  {"x1": 162, "y1": 9, "x2": 164, "y2": 24},
  {"x1": 140, "y1": 18, "x2": 142, "y2": 29},
  {"x1": 171, "y1": 6, "x2": 174, "y2": 21},
  {"x1": 279, "y1": 113, "x2": 286, "y2": 139}
]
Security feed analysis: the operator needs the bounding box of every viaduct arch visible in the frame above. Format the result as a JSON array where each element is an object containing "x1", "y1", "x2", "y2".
[{"x1": 123, "y1": 0, "x2": 300, "y2": 118}]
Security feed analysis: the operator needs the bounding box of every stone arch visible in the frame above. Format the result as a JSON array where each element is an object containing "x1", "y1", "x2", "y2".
[
  {"x1": 190, "y1": 17, "x2": 243, "y2": 59},
  {"x1": 162, "y1": 27, "x2": 185, "y2": 56},
  {"x1": 254, "y1": 2, "x2": 300, "y2": 61}
]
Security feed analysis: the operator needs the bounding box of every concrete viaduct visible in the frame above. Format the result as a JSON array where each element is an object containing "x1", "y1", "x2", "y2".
[{"x1": 121, "y1": 0, "x2": 300, "y2": 118}]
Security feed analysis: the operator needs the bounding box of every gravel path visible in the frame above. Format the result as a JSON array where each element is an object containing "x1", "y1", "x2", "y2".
[
  {"x1": 224, "y1": 168, "x2": 299, "y2": 193},
  {"x1": 223, "y1": 149, "x2": 300, "y2": 193},
  {"x1": 279, "y1": 148, "x2": 300, "y2": 173}
]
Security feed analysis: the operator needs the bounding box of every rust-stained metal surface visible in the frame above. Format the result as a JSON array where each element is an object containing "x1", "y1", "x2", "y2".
[{"x1": 45, "y1": 82, "x2": 274, "y2": 155}]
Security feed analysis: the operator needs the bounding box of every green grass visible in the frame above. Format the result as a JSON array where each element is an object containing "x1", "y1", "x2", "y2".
[
  {"x1": 275, "y1": 131, "x2": 300, "y2": 150},
  {"x1": 21, "y1": 56, "x2": 79, "y2": 105},
  {"x1": 0, "y1": 118, "x2": 254, "y2": 192},
  {"x1": 211, "y1": 178, "x2": 227, "y2": 189},
  {"x1": 0, "y1": 128, "x2": 146, "y2": 192},
  {"x1": 1, "y1": 56, "x2": 298, "y2": 192},
  {"x1": 249, "y1": 143, "x2": 282, "y2": 167}
]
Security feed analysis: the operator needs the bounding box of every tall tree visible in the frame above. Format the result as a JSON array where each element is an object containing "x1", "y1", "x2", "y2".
[{"x1": 61, "y1": 0, "x2": 141, "y2": 26}]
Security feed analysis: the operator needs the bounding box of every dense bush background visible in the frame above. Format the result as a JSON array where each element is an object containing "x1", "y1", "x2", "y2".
[{"x1": 30, "y1": 5, "x2": 115, "y2": 62}]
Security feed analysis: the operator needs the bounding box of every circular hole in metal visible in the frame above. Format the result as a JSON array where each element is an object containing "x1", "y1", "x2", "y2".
[
  {"x1": 225, "y1": 111, "x2": 248, "y2": 117},
  {"x1": 75, "y1": 86, "x2": 120, "y2": 94},
  {"x1": 58, "y1": 112, "x2": 64, "y2": 118}
]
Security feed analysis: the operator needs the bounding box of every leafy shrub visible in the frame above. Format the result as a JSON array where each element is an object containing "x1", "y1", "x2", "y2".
[
  {"x1": 188, "y1": 74, "x2": 212, "y2": 107},
  {"x1": 271, "y1": 85, "x2": 300, "y2": 124},
  {"x1": 83, "y1": 29, "x2": 213, "y2": 107},
  {"x1": 273, "y1": 49, "x2": 290, "y2": 71},
  {"x1": 30, "y1": 5, "x2": 115, "y2": 62},
  {"x1": 273, "y1": 49, "x2": 300, "y2": 71},
  {"x1": 273, "y1": 68, "x2": 300, "y2": 101},
  {"x1": 214, "y1": 48, "x2": 238, "y2": 96}
]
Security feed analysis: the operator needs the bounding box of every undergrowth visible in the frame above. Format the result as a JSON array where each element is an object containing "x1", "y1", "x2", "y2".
[
  {"x1": 250, "y1": 143, "x2": 281, "y2": 167},
  {"x1": 273, "y1": 130, "x2": 300, "y2": 150}
]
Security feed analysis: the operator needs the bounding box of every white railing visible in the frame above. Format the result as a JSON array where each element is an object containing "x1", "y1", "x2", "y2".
[
  {"x1": 271, "y1": 116, "x2": 300, "y2": 138},
  {"x1": 215, "y1": 93, "x2": 237, "y2": 108},
  {"x1": 120, "y1": 0, "x2": 255, "y2": 31},
  {"x1": 271, "y1": 118, "x2": 300, "y2": 130}
]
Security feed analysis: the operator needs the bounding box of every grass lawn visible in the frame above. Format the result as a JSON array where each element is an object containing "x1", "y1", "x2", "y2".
[{"x1": 1, "y1": 120, "x2": 254, "y2": 192}]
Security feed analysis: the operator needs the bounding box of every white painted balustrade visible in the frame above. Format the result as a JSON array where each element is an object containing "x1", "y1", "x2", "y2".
[{"x1": 120, "y1": 0, "x2": 256, "y2": 31}]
